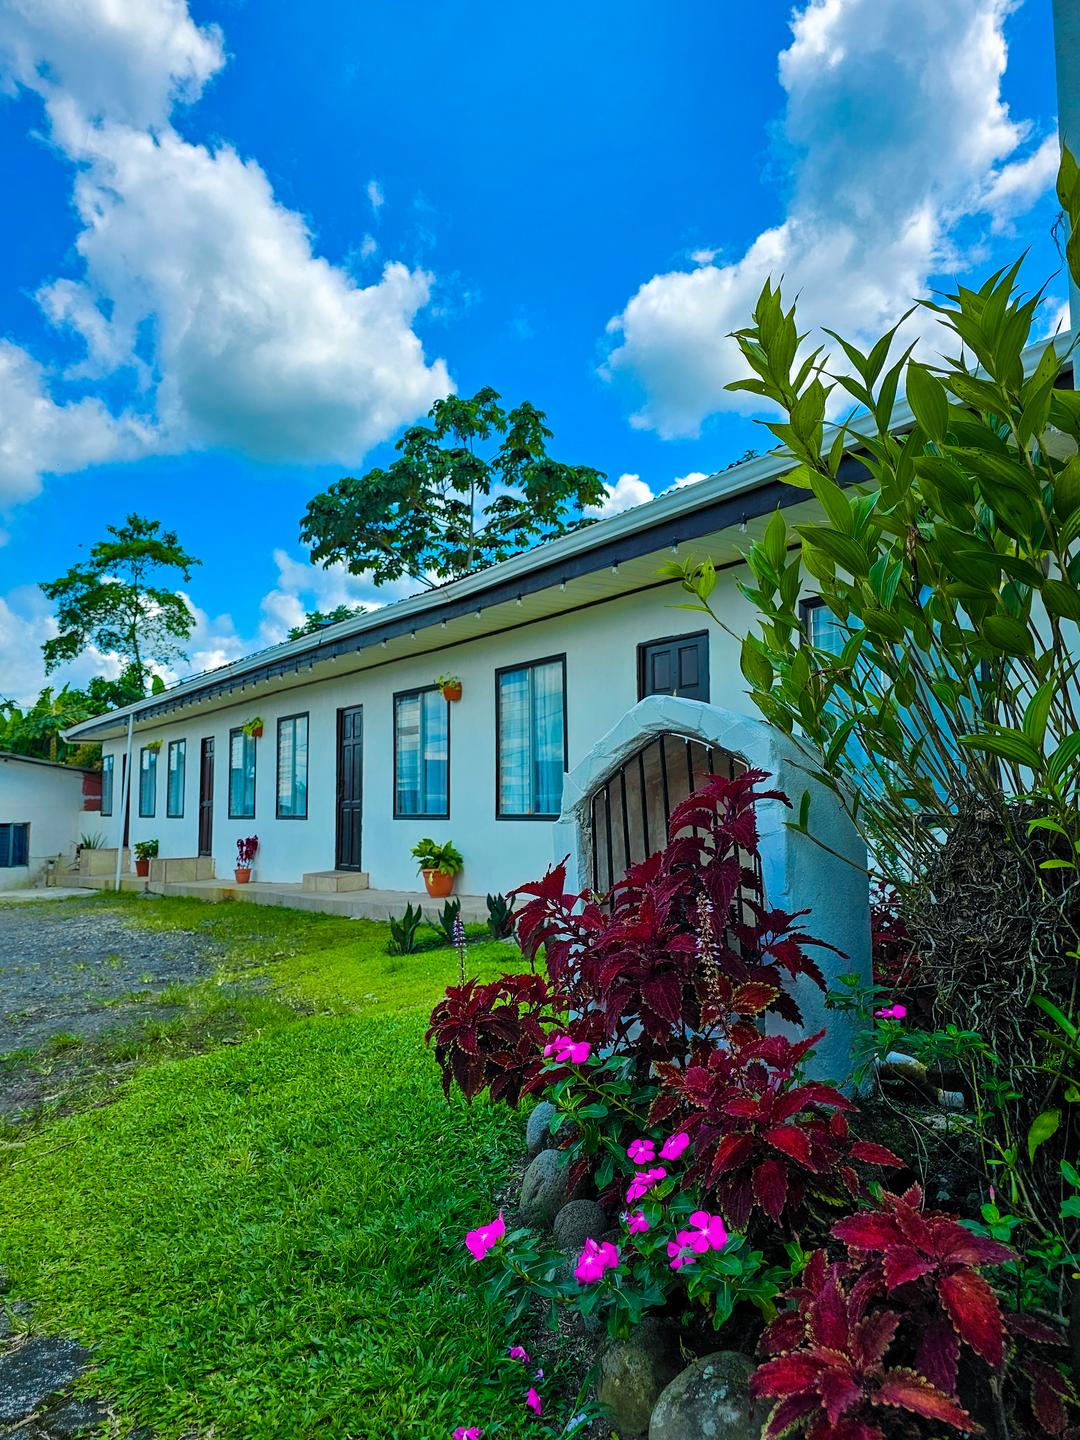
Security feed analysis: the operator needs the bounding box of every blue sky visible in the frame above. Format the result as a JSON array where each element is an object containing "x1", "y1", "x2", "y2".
[{"x1": 0, "y1": 0, "x2": 1067, "y2": 702}]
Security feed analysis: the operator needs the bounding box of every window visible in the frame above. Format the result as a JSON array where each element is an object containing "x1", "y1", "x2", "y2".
[
  {"x1": 0, "y1": 823, "x2": 29, "y2": 868},
  {"x1": 638, "y1": 631, "x2": 710, "y2": 702},
  {"x1": 139, "y1": 746, "x2": 158, "y2": 817},
  {"x1": 167, "y1": 740, "x2": 186, "y2": 818},
  {"x1": 277, "y1": 714, "x2": 309, "y2": 819},
  {"x1": 496, "y1": 655, "x2": 567, "y2": 818},
  {"x1": 101, "y1": 754, "x2": 114, "y2": 817},
  {"x1": 394, "y1": 689, "x2": 449, "y2": 818},
  {"x1": 229, "y1": 728, "x2": 256, "y2": 818}
]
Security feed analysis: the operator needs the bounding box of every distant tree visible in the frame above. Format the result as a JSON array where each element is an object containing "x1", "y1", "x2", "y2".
[
  {"x1": 40, "y1": 515, "x2": 201, "y2": 682},
  {"x1": 300, "y1": 387, "x2": 607, "y2": 587},
  {"x1": 0, "y1": 671, "x2": 147, "y2": 764},
  {"x1": 287, "y1": 604, "x2": 366, "y2": 641}
]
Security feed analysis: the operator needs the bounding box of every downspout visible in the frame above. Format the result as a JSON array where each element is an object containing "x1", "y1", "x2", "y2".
[{"x1": 114, "y1": 711, "x2": 134, "y2": 893}]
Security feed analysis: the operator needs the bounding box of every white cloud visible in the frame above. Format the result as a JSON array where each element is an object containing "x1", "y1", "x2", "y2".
[
  {"x1": 0, "y1": 584, "x2": 126, "y2": 707},
  {"x1": 0, "y1": 340, "x2": 156, "y2": 505},
  {"x1": 0, "y1": 0, "x2": 450, "y2": 501},
  {"x1": 0, "y1": 0, "x2": 224, "y2": 128},
  {"x1": 671, "y1": 470, "x2": 709, "y2": 490},
  {"x1": 367, "y1": 177, "x2": 385, "y2": 212},
  {"x1": 584, "y1": 472, "x2": 655, "y2": 518},
  {"x1": 603, "y1": 0, "x2": 1058, "y2": 438},
  {"x1": 981, "y1": 132, "x2": 1060, "y2": 233},
  {"x1": 358, "y1": 233, "x2": 379, "y2": 259}
]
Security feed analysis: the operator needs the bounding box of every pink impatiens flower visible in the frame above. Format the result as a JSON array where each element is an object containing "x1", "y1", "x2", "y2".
[
  {"x1": 464, "y1": 1211, "x2": 505, "y2": 1261},
  {"x1": 625, "y1": 1165, "x2": 667, "y2": 1204},
  {"x1": 626, "y1": 1137, "x2": 656, "y2": 1164},
  {"x1": 660, "y1": 1131, "x2": 690, "y2": 1161},
  {"x1": 625, "y1": 1210, "x2": 650, "y2": 1236},
  {"x1": 874, "y1": 1003, "x2": 907, "y2": 1020},
  {"x1": 543, "y1": 1034, "x2": 592, "y2": 1064},
  {"x1": 508, "y1": 1345, "x2": 530, "y2": 1364},
  {"x1": 574, "y1": 1237, "x2": 620, "y2": 1284},
  {"x1": 525, "y1": 1387, "x2": 543, "y2": 1416},
  {"x1": 453, "y1": 1429, "x2": 482, "y2": 1440}
]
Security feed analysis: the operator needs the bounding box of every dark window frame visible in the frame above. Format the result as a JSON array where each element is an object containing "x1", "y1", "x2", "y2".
[
  {"x1": 494, "y1": 652, "x2": 569, "y2": 821},
  {"x1": 100, "y1": 754, "x2": 114, "y2": 817},
  {"x1": 636, "y1": 628, "x2": 710, "y2": 702},
  {"x1": 138, "y1": 745, "x2": 158, "y2": 818},
  {"x1": 392, "y1": 684, "x2": 451, "y2": 820},
  {"x1": 166, "y1": 739, "x2": 186, "y2": 818},
  {"x1": 276, "y1": 712, "x2": 310, "y2": 820},
  {"x1": 0, "y1": 822, "x2": 29, "y2": 868},
  {"x1": 228, "y1": 727, "x2": 257, "y2": 820}
]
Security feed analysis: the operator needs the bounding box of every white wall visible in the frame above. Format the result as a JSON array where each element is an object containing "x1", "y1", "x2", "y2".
[
  {"x1": 0, "y1": 757, "x2": 89, "y2": 887},
  {"x1": 99, "y1": 568, "x2": 761, "y2": 895}
]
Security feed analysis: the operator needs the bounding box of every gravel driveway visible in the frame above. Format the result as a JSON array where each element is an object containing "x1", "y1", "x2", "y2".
[{"x1": 0, "y1": 900, "x2": 221, "y2": 1057}]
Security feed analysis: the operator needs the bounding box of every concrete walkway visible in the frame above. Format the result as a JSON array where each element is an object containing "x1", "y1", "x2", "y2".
[
  {"x1": 0, "y1": 887, "x2": 91, "y2": 903},
  {"x1": 69, "y1": 873, "x2": 489, "y2": 923}
]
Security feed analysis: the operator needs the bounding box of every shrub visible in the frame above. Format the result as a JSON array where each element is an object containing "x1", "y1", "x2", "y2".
[
  {"x1": 485, "y1": 891, "x2": 516, "y2": 940},
  {"x1": 388, "y1": 901, "x2": 425, "y2": 955},
  {"x1": 434, "y1": 897, "x2": 462, "y2": 945}
]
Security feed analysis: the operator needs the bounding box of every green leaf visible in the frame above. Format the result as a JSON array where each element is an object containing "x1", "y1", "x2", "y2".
[
  {"x1": 905, "y1": 362, "x2": 950, "y2": 441},
  {"x1": 980, "y1": 614, "x2": 1034, "y2": 656},
  {"x1": 1027, "y1": 1108, "x2": 1061, "y2": 1162},
  {"x1": 763, "y1": 510, "x2": 787, "y2": 570},
  {"x1": 740, "y1": 638, "x2": 774, "y2": 692},
  {"x1": 1042, "y1": 578, "x2": 1080, "y2": 624},
  {"x1": 958, "y1": 729, "x2": 1042, "y2": 769},
  {"x1": 796, "y1": 525, "x2": 870, "y2": 577},
  {"x1": 1021, "y1": 679, "x2": 1056, "y2": 750}
]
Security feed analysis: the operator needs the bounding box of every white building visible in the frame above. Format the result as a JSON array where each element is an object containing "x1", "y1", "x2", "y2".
[
  {"x1": 61, "y1": 331, "x2": 1075, "y2": 914},
  {"x1": 0, "y1": 751, "x2": 101, "y2": 888}
]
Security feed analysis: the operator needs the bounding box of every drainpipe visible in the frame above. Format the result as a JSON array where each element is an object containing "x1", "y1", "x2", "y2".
[
  {"x1": 1053, "y1": 0, "x2": 1080, "y2": 335},
  {"x1": 114, "y1": 711, "x2": 134, "y2": 893}
]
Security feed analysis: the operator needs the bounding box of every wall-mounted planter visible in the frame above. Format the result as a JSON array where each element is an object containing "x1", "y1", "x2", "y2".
[
  {"x1": 440, "y1": 683, "x2": 462, "y2": 703},
  {"x1": 242, "y1": 718, "x2": 264, "y2": 739}
]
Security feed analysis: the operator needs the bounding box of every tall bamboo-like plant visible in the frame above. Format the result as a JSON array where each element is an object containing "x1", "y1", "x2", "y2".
[{"x1": 671, "y1": 153, "x2": 1080, "y2": 887}]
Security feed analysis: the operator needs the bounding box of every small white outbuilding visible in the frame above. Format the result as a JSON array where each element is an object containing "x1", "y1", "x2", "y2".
[{"x1": 0, "y1": 751, "x2": 101, "y2": 888}]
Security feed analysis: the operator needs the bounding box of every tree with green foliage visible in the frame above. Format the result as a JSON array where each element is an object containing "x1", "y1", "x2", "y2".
[
  {"x1": 40, "y1": 515, "x2": 200, "y2": 683},
  {"x1": 300, "y1": 387, "x2": 607, "y2": 587},
  {"x1": 287, "y1": 604, "x2": 366, "y2": 641},
  {"x1": 0, "y1": 671, "x2": 146, "y2": 764}
]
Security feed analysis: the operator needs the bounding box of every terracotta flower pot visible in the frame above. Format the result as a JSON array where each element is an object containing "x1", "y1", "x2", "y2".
[
  {"x1": 134, "y1": 858, "x2": 150, "y2": 877},
  {"x1": 422, "y1": 868, "x2": 455, "y2": 898},
  {"x1": 248, "y1": 726, "x2": 263, "y2": 739},
  {"x1": 440, "y1": 683, "x2": 462, "y2": 703},
  {"x1": 234, "y1": 868, "x2": 252, "y2": 884}
]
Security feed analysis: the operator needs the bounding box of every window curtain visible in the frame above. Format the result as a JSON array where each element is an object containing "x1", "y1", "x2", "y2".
[
  {"x1": 498, "y1": 668, "x2": 530, "y2": 813},
  {"x1": 167, "y1": 741, "x2": 185, "y2": 817},
  {"x1": 532, "y1": 661, "x2": 565, "y2": 815},
  {"x1": 230, "y1": 732, "x2": 256, "y2": 818},
  {"x1": 395, "y1": 693, "x2": 422, "y2": 814},
  {"x1": 139, "y1": 749, "x2": 157, "y2": 817},
  {"x1": 277, "y1": 716, "x2": 308, "y2": 817},
  {"x1": 101, "y1": 755, "x2": 114, "y2": 816}
]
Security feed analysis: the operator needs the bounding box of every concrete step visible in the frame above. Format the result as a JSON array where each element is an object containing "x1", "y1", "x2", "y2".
[
  {"x1": 150, "y1": 856, "x2": 215, "y2": 883},
  {"x1": 302, "y1": 870, "x2": 370, "y2": 893}
]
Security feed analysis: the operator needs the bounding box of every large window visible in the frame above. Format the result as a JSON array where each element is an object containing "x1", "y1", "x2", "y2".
[
  {"x1": 394, "y1": 688, "x2": 449, "y2": 818},
  {"x1": 496, "y1": 655, "x2": 567, "y2": 818},
  {"x1": 0, "y1": 823, "x2": 29, "y2": 868},
  {"x1": 229, "y1": 729, "x2": 256, "y2": 818},
  {"x1": 277, "y1": 714, "x2": 309, "y2": 819},
  {"x1": 100, "y1": 754, "x2": 114, "y2": 817},
  {"x1": 167, "y1": 740, "x2": 186, "y2": 818},
  {"x1": 139, "y1": 746, "x2": 158, "y2": 817}
]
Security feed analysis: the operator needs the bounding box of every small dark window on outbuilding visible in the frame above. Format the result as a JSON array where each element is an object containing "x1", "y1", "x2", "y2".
[{"x1": 638, "y1": 631, "x2": 710, "y2": 703}]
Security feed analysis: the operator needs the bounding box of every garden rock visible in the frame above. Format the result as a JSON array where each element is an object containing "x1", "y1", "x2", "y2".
[
  {"x1": 0, "y1": 1337, "x2": 90, "y2": 1425},
  {"x1": 597, "y1": 1320, "x2": 682, "y2": 1436},
  {"x1": 553, "y1": 1199, "x2": 607, "y2": 1255},
  {"x1": 519, "y1": 1148, "x2": 569, "y2": 1229},
  {"x1": 526, "y1": 1101, "x2": 557, "y2": 1156},
  {"x1": 649, "y1": 1351, "x2": 767, "y2": 1440}
]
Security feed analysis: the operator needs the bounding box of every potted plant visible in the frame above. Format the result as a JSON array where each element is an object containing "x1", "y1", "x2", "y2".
[
  {"x1": 242, "y1": 717, "x2": 264, "y2": 739},
  {"x1": 133, "y1": 838, "x2": 158, "y2": 877},
  {"x1": 411, "y1": 837, "x2": 464, "y2": 898},
  {"x1": 434, "y1": 675, "x2": 462, "y2": 702},
  {"x1": 235, "y1": 834, "x2": 259, "y2": 883},
  {"x1": 146, "y1": 738, "x2": 162, "y2": 753}
]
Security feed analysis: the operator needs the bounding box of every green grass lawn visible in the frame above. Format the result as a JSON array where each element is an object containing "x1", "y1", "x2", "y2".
[{"x1": 0, "y1": 896, "x2": 561, "y2": 1439}]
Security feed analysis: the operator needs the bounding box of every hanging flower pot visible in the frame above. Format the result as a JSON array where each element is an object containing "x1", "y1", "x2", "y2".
[
  {"x1": 422, "y1": 868, "x2": 455, "y2": 898},
  {"x1": 243, "y1": 717, "x2": 264, "y2": 739},
  {"x1": 435, "y1": 675, "x2": 462, "y2": 702}
]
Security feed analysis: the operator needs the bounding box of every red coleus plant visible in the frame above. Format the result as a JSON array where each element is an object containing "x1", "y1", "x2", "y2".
[
  {"x1": 508, "y1": 770, "x2": 839, "y2": 1063},
  {"x1": 650, "y1": 1026, "x2": 904, "y2": 1229},
  {"x1": 425, "y1": 972, "x2": 553, "y2": 1106},
  {"x1": 831, "y1": 1183, "x2": 1015, "y2": 1387},
  {"x1": 752, "y1": 1249, "x2": 980, "y2": 1439}
]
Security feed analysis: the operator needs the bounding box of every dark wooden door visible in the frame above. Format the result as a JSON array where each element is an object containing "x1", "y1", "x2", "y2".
[
  {"x1": 198, "y1": 737, "x2": 214, "y2": 857},
  {"x1": 638, "y1": 631, "x2": 710, "y2": 702},
  {"x1": 120, "y1": 754, "x2": 131, "y2": 848},
  {"x1": 336, "y1": 706, "x2": 364, "y2": 870}
]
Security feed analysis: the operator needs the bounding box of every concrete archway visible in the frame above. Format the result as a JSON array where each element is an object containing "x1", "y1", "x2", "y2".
[{"x1": 553, "y1": 695, "x2": 870, "y2": 1082}]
